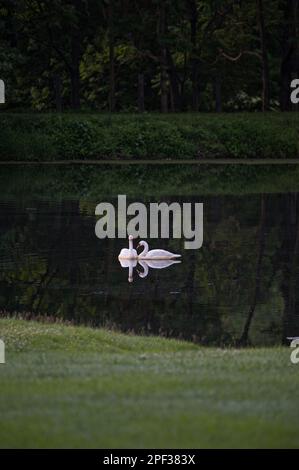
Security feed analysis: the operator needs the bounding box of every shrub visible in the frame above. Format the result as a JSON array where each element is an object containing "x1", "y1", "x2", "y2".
[
  {"x1": 49, "y1": 120, "x2": 96, "y2": 159},
  {"x1": 0, "y1": 112, "x2": 298, "y2": 160}
]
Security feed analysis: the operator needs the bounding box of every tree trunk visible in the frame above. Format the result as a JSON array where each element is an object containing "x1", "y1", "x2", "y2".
[
  {"x1": 70, "y1": 69, "x2": 80, "y2": 110},
  {"x1": 53, "y1": 74, "x2": 62, "y2": 112},
  {"x1": 190, "y1": 0, "x2": 199, "y2": 111},
  {"x1": 70, "y1": 34, "x2": 80, "y2": 109},
  {"x1": 108, "y1": 0, "x2": 116, "y2": 112},
  {"x1": 160, "y1": 55, "x2": 168, "y2": 113},
  {"x1": 256, "y1": 0, "x2": 270, "y2": 111},
  {"x1": 280, "y1": 0, "x2": 299, "y2": 111},
  {"x1": 137, "y1": 73, "x2": 145, "y2": 112},
  {"x1": 159, "y1": 2, "x2": 168, "y2": 113},
  {"x1": 166, "y1": 49, "x2": 182, "y2": 111},
  {"x1": 213, "y1": 75, "x2": 222, "y2": 112}
]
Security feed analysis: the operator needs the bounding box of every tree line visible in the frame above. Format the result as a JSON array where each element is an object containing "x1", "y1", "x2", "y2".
[{"x1": 0, "y1": 0, "x2": 298, "y2": 112}]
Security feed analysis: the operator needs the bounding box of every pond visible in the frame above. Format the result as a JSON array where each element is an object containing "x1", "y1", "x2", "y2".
[{"x1": 0, "y1": 164, "x2": 299, "y2": 346}]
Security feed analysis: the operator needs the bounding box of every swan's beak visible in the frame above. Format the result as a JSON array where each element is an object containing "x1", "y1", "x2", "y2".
[{"x1": 137, "y1": 242, "x2": 141, "y2": 249}]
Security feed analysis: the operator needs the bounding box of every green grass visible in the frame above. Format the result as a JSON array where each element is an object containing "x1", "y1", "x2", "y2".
[
  {"x1": 0, "y1": 319, "x2": 298, "y2": 448},
  {"x1": 0, "y1": 112, "x2": 298, "y2": 161}
]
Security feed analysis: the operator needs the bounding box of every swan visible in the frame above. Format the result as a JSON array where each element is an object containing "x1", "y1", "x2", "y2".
[
  {"x1": 118, "y1": 235, "x2": 138, "y2": 260},
  {"x1": 137, "y1": 240, "x2": 181, "y2": 260}
]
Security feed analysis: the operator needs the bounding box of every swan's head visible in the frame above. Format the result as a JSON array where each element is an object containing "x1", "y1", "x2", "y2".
[
  {"x1": 137, "y1": 240, "x2": 149, "y2": 252},
  {"x1": 128, "y1": 235, "x2": 133, "y2": 241}
]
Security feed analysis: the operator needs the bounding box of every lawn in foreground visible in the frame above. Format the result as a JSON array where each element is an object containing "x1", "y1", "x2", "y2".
[{"x1": 0, "y1": 319, "x2": 298, "y2": 448}]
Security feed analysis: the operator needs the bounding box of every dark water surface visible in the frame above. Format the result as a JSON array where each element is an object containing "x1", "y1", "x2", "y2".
[{"x1": 1, "y1": 186, "x2": 299, "y2": 346}]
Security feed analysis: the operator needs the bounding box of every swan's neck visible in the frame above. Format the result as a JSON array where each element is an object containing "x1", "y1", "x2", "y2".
[
  {"x1": 129, "y1": 238, "x2": 133, "y2": 251},
  {"x1": 139, "y1": 241, "x2": 149, "y2": 257}
]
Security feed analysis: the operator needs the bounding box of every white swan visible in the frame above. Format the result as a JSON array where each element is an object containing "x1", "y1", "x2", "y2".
[
  {"x1": 137, "y1": 240, "x2": 181, "y2": 260},
  {"x1": 118, "y1": 235, "x2": 138, "y2": 260}
]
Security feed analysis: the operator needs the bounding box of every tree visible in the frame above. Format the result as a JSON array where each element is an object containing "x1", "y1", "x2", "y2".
[
  {"x1": 1, "y1": 0, "x2": 296, "y2": 111},
  {"x1": 256, "y1": 0, "x2": 270, "y2": 111},
  {"x1": 158, "y1": 1, "x2": 168, "y2": 113},
  {"x1": 279, "y1": 0, "x2": 299, "y2": 110}
]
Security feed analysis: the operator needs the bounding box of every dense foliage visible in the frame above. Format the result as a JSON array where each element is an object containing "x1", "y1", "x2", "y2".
[
  {"x1": 0, "y1": 0, "x2": 298, "y2": 112},
  {"x1": 0, "y1": 112, "x2": 298, "y2": 160}
]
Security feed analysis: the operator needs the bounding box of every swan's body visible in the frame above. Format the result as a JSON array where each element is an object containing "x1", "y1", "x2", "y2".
[
  {"x1": 137, "y1": 241, "x2": 181, "y2": 260},
  {"x1": 142, "y1": 259, "x2": 181, "y2": 269},
  {"x1": 118, "y1": 235, "x2": 138, "y2": 260}
]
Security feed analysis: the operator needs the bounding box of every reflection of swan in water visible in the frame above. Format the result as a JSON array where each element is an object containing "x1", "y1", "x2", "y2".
[
  {"x1": 119, "y1": 258, "x2": 181, "y2": 282},
  {"x1": 118, "y1": 235, "x2": 138, "y2": 260},
  {"x1": 137, "y1": 259, "x2": 181, "y2": 278},
  {"x1": 118, "y1": 258, "x2": 137, "y2": 283},
  {"x1": 118, "y1": 237, "x2": 181, "y2": 282},
  {"x1": 137, "y1": 240, "x2": 181, "y2": 260}
]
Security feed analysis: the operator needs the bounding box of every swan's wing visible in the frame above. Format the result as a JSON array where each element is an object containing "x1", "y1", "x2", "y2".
[
  {"x1": 118, "y1": 248, "x2": 138, "y2": 259},
  {"x1": 144, "y1": 259, "x2": 181, "y2": 269},
  {"x1": 118, "y1": 248, "x2": 129, "y2": 258},
  {"x1": 145, "y1": 249, "x2": 181, "y2": 259}
]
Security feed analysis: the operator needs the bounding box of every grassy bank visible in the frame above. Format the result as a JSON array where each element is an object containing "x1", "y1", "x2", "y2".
[
  {"x1": 0, "y1": 112, "x2": 298, "y2": 161},
  {"x1": 0, "y1": 319, "x2": 298, "y2": 448}
]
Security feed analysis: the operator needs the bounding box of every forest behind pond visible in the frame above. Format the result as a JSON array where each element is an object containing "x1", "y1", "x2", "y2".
[{"x1": 1, "y1": 0, "x2": 298, "y2": 113}]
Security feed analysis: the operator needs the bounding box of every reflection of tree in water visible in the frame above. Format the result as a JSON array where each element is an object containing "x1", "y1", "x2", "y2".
[
  {"x1": 237, "y1": 193, "x2": 299, "y2": 346},
  {"x1": 281, "y1": 193, "x2": 299, "y2": 344},
  {"x1": 238, "y1": 194, "x2": 267, "y2": 346},
  {"x1": 1, "y1": 194, "x2": 299, "y2": 346}
]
